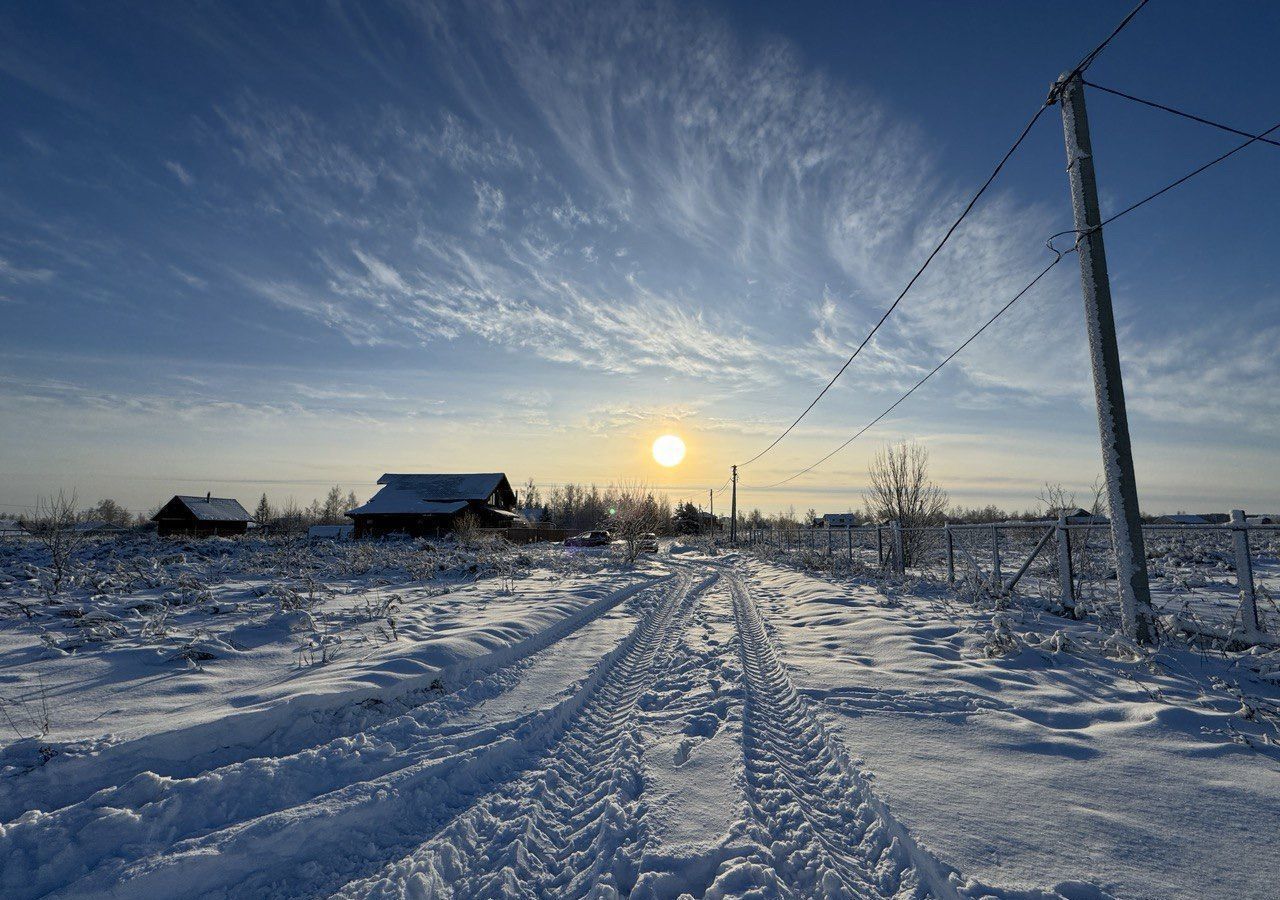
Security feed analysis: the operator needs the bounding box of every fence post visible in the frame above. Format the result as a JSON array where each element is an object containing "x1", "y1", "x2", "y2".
[
  {"x1": 892, "y1": 520, "x2": 906, "y2": 575},
  {"x1": 1057, "y1": 515, "x2": 1075, "y2": 609},
  {"x1": 990, "y1": 525, "x2": 1002, "y2": 592},
  {"x1": 1231, "y1": 509, "x2": 1260, "y2": 638},
  {"x1": 945, "y1": 524, "x2": 955, "y2": 585},
  {"x1": 847, "y1": 524, "x2": 853, "y2": 570},
  {"x1": 876, "y1": 526, "x2": 884, "y2": 569}
]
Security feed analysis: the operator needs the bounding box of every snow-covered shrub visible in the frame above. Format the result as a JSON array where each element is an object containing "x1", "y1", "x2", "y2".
[{"x1": 981, "y1": 614, "x2": 1020, "y2": 658}]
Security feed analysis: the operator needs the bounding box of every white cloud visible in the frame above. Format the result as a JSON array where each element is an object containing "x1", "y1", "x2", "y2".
[{"x1": 164, "y1": 159, "x2": 195, "y2": 186}]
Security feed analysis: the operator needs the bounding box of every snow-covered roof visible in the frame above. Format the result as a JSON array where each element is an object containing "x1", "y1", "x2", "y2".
[
  {"x1": 346, "y1": 490, "x2": 468, "y2": 517},
  {"x1": 0, "y1": 519, "x2": 26, "y2": 533},
  {"x1": 308, "y1": 524, "x2": 354, "y2": 538},
  {"x1": 160, "y1": 496, "x2": 253, "y2": 522},
  {"x1": 376, "y1": 473, "x2": 509, "y2": 501}
]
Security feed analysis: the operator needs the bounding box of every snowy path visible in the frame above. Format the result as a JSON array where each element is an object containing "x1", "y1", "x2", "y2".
[
  {"x1": 4, "y1": 556, "x2": 1099, "y2": 898},
  {"x1": 719, "y1": 571, "x2": 931, "y2": 898}
]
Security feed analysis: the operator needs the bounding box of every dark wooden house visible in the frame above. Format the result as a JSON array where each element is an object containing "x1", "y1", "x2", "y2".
[
  {"x1": 152, "y1": 493, "x2": 253, "y2": 537},
  {"x1": 346, "y1": 473, "x2": 521, "y2": 538}
]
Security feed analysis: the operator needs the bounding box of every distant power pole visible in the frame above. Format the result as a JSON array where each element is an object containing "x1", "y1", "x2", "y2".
[
  {"x1": 1055, "y1": 71, "x2": 1156, "y2": 643},
  {"x1": 730, "y1": 465, "x2": 738, "y2": 545}
]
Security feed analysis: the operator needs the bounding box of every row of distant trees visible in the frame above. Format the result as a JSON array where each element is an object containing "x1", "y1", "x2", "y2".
[
  {"x1": 15, "y1": 486, "x2": 363, "y2": 534},
  {"x1": 518, "y1": 444, "x2": 1101, "y2": 540},
  {"x1": 251, "y1": 487, "x2": 361, "y2": 532},
  {"x1": 519, "y1": 480, "x2": 673, "y2": 535}
]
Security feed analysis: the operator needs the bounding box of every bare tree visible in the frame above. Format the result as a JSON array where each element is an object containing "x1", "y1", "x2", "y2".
[
  {"x1": 32, "y1": 490, "x2": 87, "y2": 596},
  {"x1": 90, "y1": 498, "x2": 131, "y2": 528},
  {"x1": 863, "y1": 441, "x2": 948, "y2": 567},
  {"x1": 611, "y1": 480, "x2": 664, "y2": 564},
  {"x1": 320, "y1": 486, "x2": 345, "y2": 524}
]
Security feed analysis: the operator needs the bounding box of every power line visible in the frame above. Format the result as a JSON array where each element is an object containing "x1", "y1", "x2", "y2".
[
  {"x1": 736, "y1": 103, "x2": 1052, "y2": 469},
  {"x1": 1047, "y1": 115, "x2": 1280, "y2": 253},
  {"x1": 1065, "y1": 0, "x2": 1153, "y2": 79},
  {"x1": 751, "y1": 86, "x2": 1277, "y2": 492},
  {"x1": 1083, "y1": 80, "x2": 1280, "y2": 149},
  {"x1": 1099, "y1": 119, "x2": 1280, "y2": 228},
  {"x1": 751, "y1": 253, "x2": 1069, "y2": 490},
  {"x1": 736, "y1": 0, "x2": 1154, "y2": 472}
]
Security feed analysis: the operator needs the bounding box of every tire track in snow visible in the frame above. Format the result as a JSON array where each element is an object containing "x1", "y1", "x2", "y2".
[
  {"x1": 3, "y1": 577, "x2": 666, "y2": 899},
  {"x1": 720, "y1": 570, "x2": 934, "y2": 899},
  {"x1": 1, "y1": 573, "x2": 665, "y2": 828},
  {"x1": 328, "y1": 571, "x2": 717, "y2": 899},
  {"x1": 74, "y1": 571, "x2": 702, "y2": 899}
]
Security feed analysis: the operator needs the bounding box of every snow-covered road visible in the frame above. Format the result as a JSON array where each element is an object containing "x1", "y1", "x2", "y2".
[{"x1": 5, "y1": 552, "x2": 1277, "y2": 898}]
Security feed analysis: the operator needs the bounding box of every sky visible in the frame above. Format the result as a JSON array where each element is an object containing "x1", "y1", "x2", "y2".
[{"x1": 1, "y1": 0, "x2": 1278, "y2": 519}]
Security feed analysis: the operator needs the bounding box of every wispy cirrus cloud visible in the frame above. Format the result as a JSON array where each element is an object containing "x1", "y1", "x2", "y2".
[{"x1": 207, "y1": 0, "x2": 1095, "y2": 425}]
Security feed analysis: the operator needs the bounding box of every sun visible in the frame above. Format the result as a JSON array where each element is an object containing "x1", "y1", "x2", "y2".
[{"x1": 652, "y1": 434, "x2": 686, "y2": 467}]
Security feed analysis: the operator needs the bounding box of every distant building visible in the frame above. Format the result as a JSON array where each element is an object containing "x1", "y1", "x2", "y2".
[
  {"x1": 152, "y1": 494, "x2": 253, "y2": 537},
  {"x1": 0, "y1": 519, "x2": 27, "y2": 537},
  {"x1": 1155, "y1": 514, "x2": 1208, "y2": 525},
  {"x1": 346, "y1": 473, "x2": 520, "y2": 538},
  {"x1": 1044, "y1": 507, "x2": 1108, "y2": 524},
  {"x1": 1246, "y1": 514, "x2": 1280, "y2": 525},
  {"x1": 308, "y1": 524, "x2": 354, "y2": 540},
  {"x1": 820, "y1": 513, "x2": 861, "y2": 529}
]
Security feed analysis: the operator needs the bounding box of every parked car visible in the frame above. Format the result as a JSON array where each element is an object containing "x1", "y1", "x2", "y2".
[
  {"x1": 565, "y1": 530, "x2": 611, "y2": 548},
  {"x1": 636, "y1": 532, "x2": 659, "y2": 553}
]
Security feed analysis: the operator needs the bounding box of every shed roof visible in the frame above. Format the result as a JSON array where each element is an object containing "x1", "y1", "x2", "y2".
[
  {"x1": 376, "y1": 473, "x2": 509, "y2": 501},
  {"x1": 158, "y1": 496, "x2": 252, "y2": 522}
]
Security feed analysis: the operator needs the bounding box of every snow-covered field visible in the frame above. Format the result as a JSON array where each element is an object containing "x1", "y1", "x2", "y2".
[{"x1": 2, "y1": 535, "x2": 1278, "y2": 898}]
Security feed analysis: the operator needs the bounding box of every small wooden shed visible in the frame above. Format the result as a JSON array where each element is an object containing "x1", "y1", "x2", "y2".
[{"x1": 152, "y1": 494, "x2": 252, "y2": 537}]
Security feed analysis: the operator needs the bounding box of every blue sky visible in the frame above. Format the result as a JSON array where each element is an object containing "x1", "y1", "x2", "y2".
[{"x1": 1, "y1": 0, "x2": 1277, "y2": 517}]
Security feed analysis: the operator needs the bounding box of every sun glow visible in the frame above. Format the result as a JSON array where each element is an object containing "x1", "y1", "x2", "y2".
[{"x1": 652, "y1": 434, "x2": 686, "y2": 467}]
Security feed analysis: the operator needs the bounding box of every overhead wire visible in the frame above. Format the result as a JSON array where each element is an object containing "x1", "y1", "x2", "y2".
[
  {"x1": 1047, "y1": 114, "x2": 1280, "y2": 252},
  {"x1": 749, "y1": 252, "x2": 1069, "y2": 490},
  {"x1": 735, "y1": 0, "x2": 1155, "y2": 472},
  {"x1": 735, "y1": 103, "x2": 1052, "y2": 469},
  {"x1": 1082, "y1": 80, "x2": 1280, "y2": 148},
  {"x1": 757, "y1": 83, "x2": 1279, "y2": 490}
]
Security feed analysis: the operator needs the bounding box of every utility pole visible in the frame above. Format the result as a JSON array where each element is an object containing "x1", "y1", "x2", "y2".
[
  {"x1": 709, "y1": 489, "x2": 714, "y2": 541},
  {"x1": 730, "y1": 465, "x2": 738, "y2": 545},
  {"x1": 1055, "y1": 72, "x2": 1156, "y2": 643}
]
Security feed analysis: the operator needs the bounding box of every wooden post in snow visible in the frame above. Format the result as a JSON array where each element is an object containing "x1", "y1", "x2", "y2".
[
  {"x1": 945, "y1": 524, "x2": 955, "y2": 585},
  {"x1": 1057, "y1": 514, "x2": 1075, "y2": 609}
]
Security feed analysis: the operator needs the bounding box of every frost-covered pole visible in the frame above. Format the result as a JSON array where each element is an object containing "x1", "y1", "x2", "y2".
[
  {"x1": 1056, "y1": 514, "x2": 1075, "y2": 609},
  {"x1": 1230, "y1": 509, "x2": 1260, "y2": 639},
  {"x1": 708, "y1": 489, "x2": 714, "y2": 547},
  {"x1": 1056, "y1": 72, "x2": 1156, "y2": 643},
  {"x1": 892, "y1": 520, "x2": 905, "y2": 575},
  {"x1": 729, "y1": 466, "x2": 738, "y2": 545},
  {"x1": 945, "y1": 524, "x2": 955, "y2": 584},
  {"x1": 990, "y1": 525, "x2": 1002, "y2": 593}
]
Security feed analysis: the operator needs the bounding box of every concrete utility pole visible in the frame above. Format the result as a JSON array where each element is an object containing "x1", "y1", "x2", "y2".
[
  {"x1": 709, "y1": 489, "x2": 714, "y2": 536},
  {"x1": 730, "y1": 465, "x2": 738, "y2": 545},
  {"x1": 1055, "y1": 72, "x2": 1156, "y2": 643}
]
